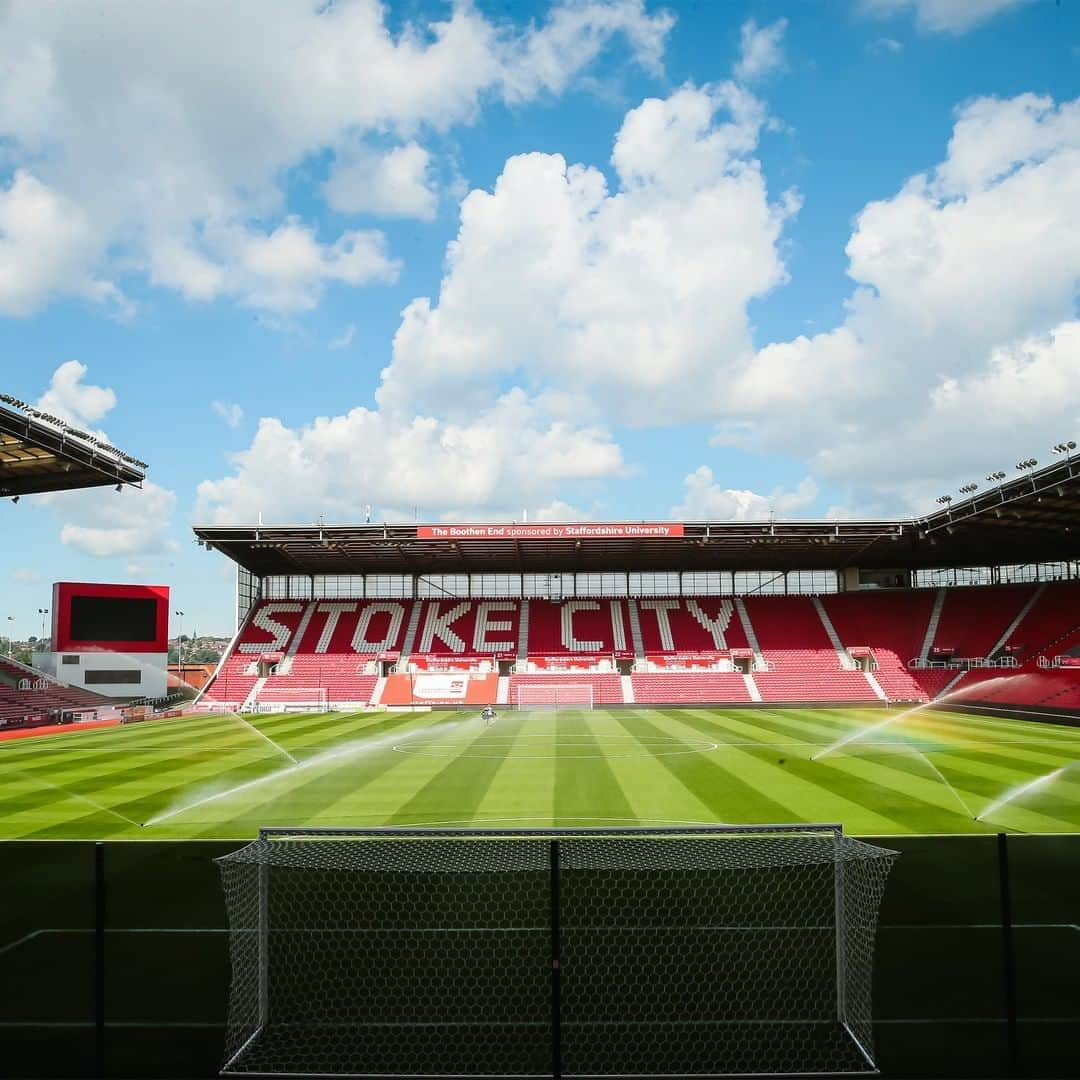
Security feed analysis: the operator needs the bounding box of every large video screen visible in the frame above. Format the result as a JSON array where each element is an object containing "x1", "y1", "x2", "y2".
[{"x1": 69, "y1": 596, "x2": 159, "y2": 643}]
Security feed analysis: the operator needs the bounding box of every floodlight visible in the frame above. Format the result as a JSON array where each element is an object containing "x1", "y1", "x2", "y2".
[
  {"x1": 986, "y1": 471, "x2": 1006, "y2": 482},
  {"x1": 958, "y1": 483, "x2": 978, "y2": 494},
  {"x1": 936, "y1": 495, "x2": 953, "y2": 505}
]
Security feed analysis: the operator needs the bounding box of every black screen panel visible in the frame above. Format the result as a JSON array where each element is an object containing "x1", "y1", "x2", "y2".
[{"x1": 69, "y1": 596, "x2": 158, "y2": 643}]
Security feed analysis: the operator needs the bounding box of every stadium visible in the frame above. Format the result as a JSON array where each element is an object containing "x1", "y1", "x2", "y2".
[{"x1": 2, "y1": 392, "x2": 1079, "y2": 1079}]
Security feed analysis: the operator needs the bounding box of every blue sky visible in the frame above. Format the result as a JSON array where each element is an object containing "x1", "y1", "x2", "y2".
[{"x1": 1, "y1": 0, "x2": 1078, "y2": 636}]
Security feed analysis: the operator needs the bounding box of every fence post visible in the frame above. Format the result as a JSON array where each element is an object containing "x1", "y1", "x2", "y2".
[
  {"x1": 94, "y1": 840, "x2": 106, "y2": 1079},
  {"x1": 833, "y1": 826, "x2": 847, "y2": 1023},
  {"x1": 996, "y1": 833, "x2": 1019, "y2": 1075},
  {"x1": 550, "y1": 839, "x2": 562, "y2": 1080}
]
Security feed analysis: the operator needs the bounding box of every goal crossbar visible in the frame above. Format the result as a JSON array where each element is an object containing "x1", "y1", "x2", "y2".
[{"x1": 514, "y1": 682, "x2": 594, "y2": 709}]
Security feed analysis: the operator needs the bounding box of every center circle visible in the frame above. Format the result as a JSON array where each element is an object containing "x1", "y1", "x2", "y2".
[{"x1": 393, "y1": 733, "x2": 717, "y2": 759}]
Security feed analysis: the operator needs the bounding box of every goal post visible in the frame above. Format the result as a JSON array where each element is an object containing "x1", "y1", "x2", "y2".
[
  {"x1": 252, "y1": 687, "x2": 330, "y2": 713},
  {"x1": 514, "y1": 683, "x2": 594, "y2": 710},
  {"x1": 217, "y1": 824, "x2": 897, "y2": 1078}
]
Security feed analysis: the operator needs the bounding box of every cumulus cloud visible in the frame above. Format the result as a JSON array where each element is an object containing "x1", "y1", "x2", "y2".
[
  {"x1": 324, "y1": 142, "x2": 438, "y2": 221},
  {"x1": 377, "y1": 81, "x2": 795, "y2": 425},
  {"x1": 32, "y1": 362, "x2": 177, "y2": 556},
  {"x1": 36, "y1": 360, "x2": 116, "y2": 429},
  {"x1": 11, "y1": 567, "x2": 41, "y2": 583},
  {"x1": 49, "y1": 481, "x2": 177, "y2": 558},
  {"x1": 150, "y1": 218, "x2": 400, "y2": 312},
  {"x1": 671, "y1": 467, "x2": 818, "y2": 520},
  {"x1": 724, "y1": 92, "x2": 1080, "y2": 509},
  {"x1": 196, "y1": 389, "x2": 623, "y2": 524},
  {"x1": 859, "y1": 0, "x2": 1034, "y2": 35},
  {"x1": 0, "y1": 0, "x2": 673, "y2": 316},
  {"x1": 0, "y1": 172, "x2": 124, "y2": 317},
  {"x1": 211, "y1": 401, "x2": 244, "y2": 429},
  {"x1": 734, "y1": 18, "x2": 787, "y2": 83}
]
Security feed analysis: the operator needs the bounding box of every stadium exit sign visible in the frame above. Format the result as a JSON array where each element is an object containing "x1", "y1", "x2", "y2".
[{"x1": 416, "y1": 523, "x2": 684, "y2": 540}]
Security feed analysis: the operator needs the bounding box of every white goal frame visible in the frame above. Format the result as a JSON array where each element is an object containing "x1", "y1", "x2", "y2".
[
  {"x1": 219, "y1": 823, "x2": 897, "y2": 1078},
  {"x1": 253, "y1": 687, "x2": 330, "y2": 713},
  {"x1": 514, "y1": 683, "x2": 594, "y2": 710}
]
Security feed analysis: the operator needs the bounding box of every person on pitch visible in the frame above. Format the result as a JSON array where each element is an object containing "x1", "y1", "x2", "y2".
[{"x1": 481, "y1": 704, "x2": 497, "y2": 726}]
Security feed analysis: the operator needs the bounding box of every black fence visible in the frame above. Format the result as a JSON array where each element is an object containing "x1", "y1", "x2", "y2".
[{"x1": 1, "y1": 834, "x2": 1078, "y2": 1079}]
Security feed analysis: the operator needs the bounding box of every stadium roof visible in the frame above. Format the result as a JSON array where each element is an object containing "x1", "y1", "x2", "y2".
[
  {"x1": 0, "y1": 394, "x2": 147, "y2": 498},
  {"x1": 193, "y1": 456, "x2": 1080, "y2": 577}
]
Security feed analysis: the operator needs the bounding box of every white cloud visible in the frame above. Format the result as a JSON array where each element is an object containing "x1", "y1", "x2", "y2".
[
  {"x1": 859, "y1": 0, "x2": 1033, "y2": 35},
  {"x1": 868, "y1": 37, "x2": 904, "y2": 53},
  {"x1": 32, "y1": 361, "x2": 177, "y2": 556},
  {"x1": 49, "y1": 481, "x2": 177, "y2": 558},
  {"x1": 671, "y1": 467, "x2": 818, "y2": 520},
  {"x1": 0, "y1": 171, "x2": 123, "y2": 317},
  {"x1": 329, "y1": 324, "x2": 357, "y2": 351},
  {"x1": 196, "y1": 389, "x2": 623, "y2": 524},
  {"x1": 151, "y1": 218, "x2": 400, "y2": 312},
  {"x1": 211, "y1": 401, "x2": 244, "y2": 429},
  {"x1": 722, "y1": 92, "x2": 1080, "y2": 509},
  {"x1": 11, "y1": 567, "x2": 41, "y2": 583},
  {"x1": 378, "y1": 82, "x2": 795, "y2": 425},
  {"x1": 324, "y1": 142, "x2": 437, "y2": 220},
  {"x1": 734, "y1": 18, "x2": 787, "y2": 83},
  {"x1": 36, "y1": 360, "x2": 116, "y2": 429},
  {"x1": 0, "y1": 0, "x2": 673, "y2": 316}
]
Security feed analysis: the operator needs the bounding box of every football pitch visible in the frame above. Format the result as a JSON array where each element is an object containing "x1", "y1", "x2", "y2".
[{"x1": 1, "y1": 705, "x2": 1079, "y2": 839}]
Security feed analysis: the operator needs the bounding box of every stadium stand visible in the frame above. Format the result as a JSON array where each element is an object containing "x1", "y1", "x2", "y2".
[
  {"x1": 524, "y1": 599, "x2": 631, "y2": 663},
  {"x1": 999, "y1": 580, "x2": 1080, "y2": 662},
  {"x1": 822, "y1": 590, "x2": 939, "y2": 701},
  {"x1": 742, "y1": 597, "x2": 877, "y2": 703},
  {"x1": 630, "y1": 671, "x2": 753, "y2": 704},
  {"x1": 200, "y1": 582, "x2": 1080, "y2": 711},
  {"x1": 635, "y1": 597, "x2": 750, "y2": 657},
  {"x1": 927, "y1": 584, "x2": 1035, "y2": 662},
  {"x1": 0, "y1": 655, "x2": 112, "y2": 729}
]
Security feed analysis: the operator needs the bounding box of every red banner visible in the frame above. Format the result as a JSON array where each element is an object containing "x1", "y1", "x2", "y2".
[{"x1": 416, "y1": 523, "x2": 684, "y2": 541}]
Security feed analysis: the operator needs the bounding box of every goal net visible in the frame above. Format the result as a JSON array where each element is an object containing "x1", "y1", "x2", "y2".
[
  {"x1": 514, "y1": 683, "x2": 594, "y2": 710},
  {"x1": 252, "y1": 687, "x2": 330, "y2": 713},
  {"x1": 218, "y1": 825, "x2": 897, "y2": 1078}
]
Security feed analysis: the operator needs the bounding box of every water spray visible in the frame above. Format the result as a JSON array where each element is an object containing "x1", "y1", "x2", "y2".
[
  {"x1": 974, "y1": 766, "x2": 1070, "y2": 823},
  {"x1": 226, "y1": 709, "x2": 298, "y2": 765},
  {"x1": 144, "y1": 716, "x2": 467, "y2": 827},
  {"x1": 907, "y1": 748, "x2": 976, "y2": 819},
  {"x1": 811, "y1": 699, "x2": 940, "y2": 760}
]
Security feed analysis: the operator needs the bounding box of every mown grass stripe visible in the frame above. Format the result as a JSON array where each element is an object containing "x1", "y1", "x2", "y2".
[
  {"x1": 665, "y1": 708, "x2": 986, "y2": 822},
  {"x1": 644, "y1": 709, "x2": 930, "y2": 833},
  {"x1": 590, "y1": 713, "x2": 719, "y2": 825},
  {"x1": 189, "y1": 712, "x2": 462, "y2": 837},
  {"x1": 470, "y1": 710, "x2": 557, "y2": 826},
  {"x1": 0, "y1": 752, "x2": 278, "y2": 837},
  {"x1": 613, "y1": 710, "x2": 801, "y2": 824},
  {"x1": 551, "y1": 710, "x2": 636, "y2": 824},
  {"x1": 384, "y1": 714, "x2": 531, "y2": 826}
]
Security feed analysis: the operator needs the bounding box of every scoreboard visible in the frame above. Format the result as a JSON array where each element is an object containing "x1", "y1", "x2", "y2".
[
  {"x1": 37, "y1": 583, "x2": 171, "y2": 698},
  {"x1": 53, "y1": 582, "x2": 169, "y2": 653}
]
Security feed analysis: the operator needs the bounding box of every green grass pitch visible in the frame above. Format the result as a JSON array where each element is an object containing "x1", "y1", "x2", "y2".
[{"x1": 1, "y1": 705, "x2": 1079, "y2": 839}]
